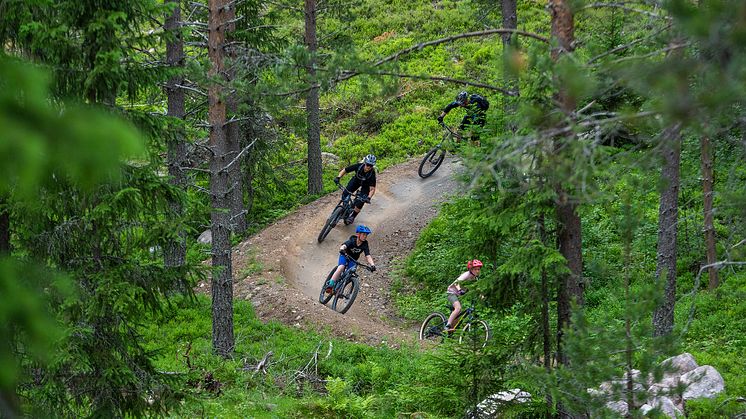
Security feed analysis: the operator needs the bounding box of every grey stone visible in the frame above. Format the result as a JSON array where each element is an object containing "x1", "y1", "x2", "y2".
[
  {"x1": 681, "y1": 365, "x2": 725, "y2": 400},
  {"x1": 661, "y1": 353, "x2": 699, "y2": 379},
  {"x1": 639, "y1": 396, "x2": 683, "y2": 418},
  {"x1": 605, "y1": 400, "x2": 628, "y2": 416},
  {"x1": 197, "y1": 229, "x2": 212, "y2": 244}
]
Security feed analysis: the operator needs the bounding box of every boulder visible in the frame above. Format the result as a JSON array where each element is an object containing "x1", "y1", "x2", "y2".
[
  {"x1": 639, "y1": 396, "x2": 684, "y2": 418},
  {"x1": 661, "y1": 353, "x2": 699, "y2": 379},
  {"x1": 197, "y1": 229, "x2": 212, "y2": 245},
  {"x1": 681, "y1": 365, "x2": 725, "y2": 400},
  {"x1": 473, "y1": 389, "x2": 531, "y2": 417},
  {"x1": 605, "y1": 400, "x2": 628, "y2": 416}
]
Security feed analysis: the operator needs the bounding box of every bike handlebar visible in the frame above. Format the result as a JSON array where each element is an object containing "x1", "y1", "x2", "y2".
[
  {"x1": 339, "y1": 251, "x2": 376, "y2": 272},
  {"x1": 335, "y1": 182, "x2": 369, "y2": 201}
]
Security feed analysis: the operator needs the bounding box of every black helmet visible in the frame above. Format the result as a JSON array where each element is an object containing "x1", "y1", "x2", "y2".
[{"x1": 456, "y1": 91, "x2": 468, "y2": 105}]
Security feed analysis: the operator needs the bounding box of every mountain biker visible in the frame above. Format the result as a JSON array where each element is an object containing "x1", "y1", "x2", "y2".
[
  {"x1": 445, "y1": 259, "x2": 483, "y2": 332},
  {"x1": 437, "y1": 91, "x2": 489, "y2": 141},
  {"x1": 327, "y1": 225, "x2": 377, "y2": 292},
  {"x1": 334, "y1": 154, "x2": 377, "y2": 225}
]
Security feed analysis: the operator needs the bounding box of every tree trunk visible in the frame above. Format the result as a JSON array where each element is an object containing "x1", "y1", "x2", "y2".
[
  {"x1": 164, "y1": 0, "x2": 188, "y2": 271},
  {"x1": 652, "y1": 124, "x2": 681, "y2": 337},
  {"x1": 225, "y1": 4, "x2": 247, "y2": 234},
  {"x1": 501, "y1": 0, "x2": 519, "y2": 132},
  {"x1": 500, "y1": 0, "x2": 517, "y2": 46},
  {"x1": 0, "y1": 196, "x2": 10, "y2": 255},
  {"x1": 305, "y1": 0, "x2": 323, "y2": 194},
  {"x1": 549, "y1": 0, "x2": 583, "y2": 371},
  {"x1": 539, "y1": 213, "x2": 553, "y2": 415},
  {"x1": 208, "y1": 0, "x2": 235, "y2": 358},
  {"x1": 701, "y1": 135, "x2": 717, "y2": 289}
]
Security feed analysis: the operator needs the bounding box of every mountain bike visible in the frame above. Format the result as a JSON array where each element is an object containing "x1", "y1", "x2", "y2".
[
  {"x1": 418, "y1": 122, "x2": 461, "y2": 179},
  {"x1": 317, "y1": 182, "x2": 370, "y2": 243},
  {"x1": 318, "y1": 257, "x2": 374, "y2": 314},
  {"x1": 419, "y1": 302, "x2": 490, "y2": 347}
]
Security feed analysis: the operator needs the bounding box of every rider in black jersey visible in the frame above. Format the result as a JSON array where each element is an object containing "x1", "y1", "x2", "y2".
[
  {"x1": 334, "y1": 154, "x2": 377, "y2": 225},
  {"x1": 437, "y1": 91, "x2": 489, "y2": 141},
  {"x1": 327, "y1": 225, "x2": 377, "y2": 291}
]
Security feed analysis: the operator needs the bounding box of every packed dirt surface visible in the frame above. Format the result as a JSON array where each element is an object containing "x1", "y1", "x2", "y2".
[{"x1": 198, "y1": 157, "x2": 461, "y2": 346}]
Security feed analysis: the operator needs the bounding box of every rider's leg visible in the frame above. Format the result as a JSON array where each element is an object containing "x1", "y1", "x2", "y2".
[
  {"x1": 446, "y1": 296, "x2": 461, "y2": 331},
  {"x1": 348, "y1": 186, "x2": 370, "y2": 222},
  {"x1": 330, "y1": 255, "x2": 348, "y2": 284}
]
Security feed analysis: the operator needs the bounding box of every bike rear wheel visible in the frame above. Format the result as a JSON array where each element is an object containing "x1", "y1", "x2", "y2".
[
  {"x1": 318, "y1": 267, "x2": 337, "y2": 305},
  {"x1": 332, "y1": 275, "x2": 359, "y2": 314},
  {"x1": 459, "y1": 320, "x2": 490, "y2": 348},
  {"x1": 418, "y1": 146, "x2": 446, "y2": 178},
  {"x1": 318, "y1": 206, "x2": 343, "y2": 243},
  {"x1": 419, "y1": 312, "x2": 447, "y2": 341}
]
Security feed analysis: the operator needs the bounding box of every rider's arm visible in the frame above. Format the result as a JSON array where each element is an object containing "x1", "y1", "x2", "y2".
[
  {"x1": 337, "y1": 167, "x2": 347, "y2": 178},
  {"x1": 368, "y1": 186, "x2": 376, "y2": 199},
  {"x1": 452, "y1": 271, "x2": 473, "y2": 292}
]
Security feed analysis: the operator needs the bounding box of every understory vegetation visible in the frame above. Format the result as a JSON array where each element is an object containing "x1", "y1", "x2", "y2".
[{"x1": 4, "y1": 0, "x2": 746, "y2": 417}]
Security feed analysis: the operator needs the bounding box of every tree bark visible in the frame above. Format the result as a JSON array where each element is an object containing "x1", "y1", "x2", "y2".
[
  {"x1": 652, "y1": 123, "x2": 681, "y2": 337},
  {"x1": 501, "y1": 0, "x2": 519, "y2": 132},
  {"x1": 500, "y1": 0, "x2": 517, "y2": 46},
  {"x1": 164, "y1": 0, "x2": 188, "y2": 271},
  {"x1": 225, "y1": 4, "x2": 247, "y2": 234},
  {"x1": 701, "y1": 135, "x2": 717, "y2": 289},
  {"x1": 305, "y1": 0, "x2": 323, "y2": 194},
  {"x1": 208, "y1": 0, "x2": 235, "y2": 358},
  {"x1": 0, "y1": 196, "x2": 10, "y2": 255},
  {"x1": 549, "y1": 0, "x2": 583, "y2": 373}
]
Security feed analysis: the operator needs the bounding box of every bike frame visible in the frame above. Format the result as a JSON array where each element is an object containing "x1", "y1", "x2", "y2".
[{"x1": 334, "y1": 183, "x2": 367, "y2": 218}]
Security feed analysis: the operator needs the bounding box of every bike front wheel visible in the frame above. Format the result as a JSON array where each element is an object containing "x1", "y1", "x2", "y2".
[
  {"x1": 318, "y1": 267, "x2": 337, "y2": 305},
  {"x1": 418, "y1": 146, "x2": 446, "y2": 178},
  {"x1": 419, "y1": 312, "x2": 447, "y2": 341},
  {"x1": 459, "y1": 320, "x2": 491, "y2": 348},
  {"x1": 318, "y1": 206, "x2": 343, "y2": 243},
  {"x1": 332, "y1": 275, "x2": 360, "y2": 314}
]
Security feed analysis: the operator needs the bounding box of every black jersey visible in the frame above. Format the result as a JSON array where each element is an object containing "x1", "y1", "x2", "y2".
[
  {"x1": 342, "y1": 235, "x2": 371, "y2": 261},
  {"x1": 443, "y1": 93, "x2": 489, "y2": 114},
  {"x1": 344, "y1": 163, "x2": 377, "y2": 187}
]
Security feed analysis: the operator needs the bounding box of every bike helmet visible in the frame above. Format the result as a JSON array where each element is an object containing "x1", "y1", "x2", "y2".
[
  {"x1": 356, "y1": 225, "x2": 372, "y2": 234},
  {"x1": 467, "y1": 259, "x2": 483, "y2": 270},
  {"x1": 456, "y1": 91, "x2": 469, "y2": 105},
  {"x1": 363, "y1": 154, "x2": 377, "y2": 166}
]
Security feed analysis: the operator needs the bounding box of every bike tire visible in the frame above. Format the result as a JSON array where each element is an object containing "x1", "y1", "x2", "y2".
[
  {"x1": 459, "y1": 320, "x2": 491, "y2": 348},
  {"x1": 332, "y1": 275, "x2": 360, "y2": 314},
  {"x1": 418, "y1": 146, "x2": 446, "y2": 179},
  {"x1": 318, "y1": 267, "x2": 337, "y2": 305},
  {"x1": 419, "y1": 312, "x2": 447, "y2": 341},
  {"x1": 317, "y1": 206, "x2": 344, "y2": 243}
]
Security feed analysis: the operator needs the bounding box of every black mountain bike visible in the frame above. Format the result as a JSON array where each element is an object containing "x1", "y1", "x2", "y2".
[
  {"x1": 419, "y1": 302, "x2": 490, "y2": 347},
  {"x1": 318, "y1": 258, "x2": 374, "y2": 314},
  {"x1": 418, "y1": 122, "x2": 461, "y2": 179},
  {"x1": 317, "y1": 182, "x2": 369, "y2": 243}
]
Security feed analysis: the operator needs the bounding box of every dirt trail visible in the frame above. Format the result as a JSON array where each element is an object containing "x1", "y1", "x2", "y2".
[{"x1": 199, "y1": 157, "x2": 461, "y2": 346}]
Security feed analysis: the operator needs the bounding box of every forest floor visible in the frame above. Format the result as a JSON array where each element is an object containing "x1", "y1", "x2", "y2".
[{"x1": 197, "y1": 157, "x2": 462, "y2": 347}]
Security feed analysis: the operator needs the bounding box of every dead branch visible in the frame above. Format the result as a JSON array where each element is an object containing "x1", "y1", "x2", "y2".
[
  {"x1": 254, "y1": 351, "x2": 273, "y2": 374},
  {"x1": 681, "y1": 261, "x2": 746, "y2": 334},
  {"x1": 344, "y1": 70, "x2": 518, "y2": 96},
  {"x1": 183, "y1": 342, "x2": 193, "y2": 369},
  {"x1": 580, "y1": 2, "x2": 670, "y2": 19}
]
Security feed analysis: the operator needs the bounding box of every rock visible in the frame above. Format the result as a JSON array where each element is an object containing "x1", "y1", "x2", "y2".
[
  {"x1": 605, "y1": 400, "x2": 628, "y2": 416},
  {"x1": 648, "y1": 376, "x2": 682, "y2": 401},
  {"x1": 681, "y1": 365, "x2": 725, "y2": 400},
  {"x1": 661, "y1": 353, "x2": 699, "y2": 379},
  {"x1": 639, "y1": 396, "x2": 683, "y2": 418},
  {"x1": 197, "y1": 229, "x2": 212, "y2": 245},
  {"x1": 472, "y1": 389, "x2": 532, "y2": 418}
]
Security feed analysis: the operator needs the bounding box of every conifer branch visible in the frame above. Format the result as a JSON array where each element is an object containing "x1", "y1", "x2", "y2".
[{"x1": 580, "y1": 2, "x2": 670, "y2": 19}]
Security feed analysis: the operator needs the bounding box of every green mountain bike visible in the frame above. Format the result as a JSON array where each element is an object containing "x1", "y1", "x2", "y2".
[
  {"x1": 419, "y1": 304, "x2": 490, "y2": 347},
  {"x1": 418, "y1": 122, "x2": 461, "y2": 178}
]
